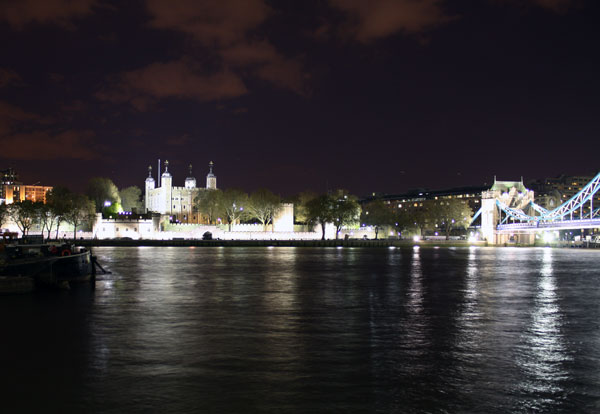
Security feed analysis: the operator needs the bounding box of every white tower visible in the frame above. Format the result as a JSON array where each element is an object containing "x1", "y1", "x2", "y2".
[
  {"x1": 185, "y1": 163, "x2": 196, "y2": 189},
  {"x1": 144, "y1": 165, "x2": 155, "y2": 213},
  {"x1": 206, "y1": 161, "x2": 217, "y2": 190},
  {"x1": 480, "y1": 194, "x2": 497, "y2": 244},
  {"x1": 162, "y1": 160, "x2": 173, "y2": 214}
]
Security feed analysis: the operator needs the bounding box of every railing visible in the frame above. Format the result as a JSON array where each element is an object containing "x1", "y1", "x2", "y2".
[{"x1": 498, "y1": 218, "x2": 600, "y2": 231}]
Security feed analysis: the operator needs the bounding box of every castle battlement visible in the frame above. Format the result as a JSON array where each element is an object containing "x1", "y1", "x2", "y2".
[{"x1": 145, "y1": 160, "x2": 217, "y2": 218}]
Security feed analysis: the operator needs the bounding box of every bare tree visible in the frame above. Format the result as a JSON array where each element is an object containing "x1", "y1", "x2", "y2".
[
  {"x1": 9, "y1": 200, "x2": 40, "y2": 236},
  {"x1": 247, "y1": 189, "x2": 281, "y2": 231},
  {"x1": 62, "y1": 193, "x2": 96, "y2": 239},
  {"x1": 330, "y1": 190, "x2": 361, "y2": 239},
  {"x1": 305, "y1": 194, "x2": 334, "y2": 240},
  {"x1": 221, "y1": 189, "x2": 249, "y2": 231}
]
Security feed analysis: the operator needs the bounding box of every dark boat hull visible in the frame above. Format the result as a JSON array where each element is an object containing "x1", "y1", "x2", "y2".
[
  {"x1": 0, "y1": 250, "x2": 92, "y2": 287},
  {"x1": 54, "y1": 251, "x2": 93, "y2": 282}
]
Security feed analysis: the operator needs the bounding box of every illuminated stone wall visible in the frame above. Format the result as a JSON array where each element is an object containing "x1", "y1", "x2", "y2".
[{"x1": 93, "y1": 213, "x2": 158, "y2": 240}]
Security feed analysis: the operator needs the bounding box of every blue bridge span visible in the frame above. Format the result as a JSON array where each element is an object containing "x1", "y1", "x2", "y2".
[{"x1": 476, "y1": 172, "x2": 600, "y2": 244}]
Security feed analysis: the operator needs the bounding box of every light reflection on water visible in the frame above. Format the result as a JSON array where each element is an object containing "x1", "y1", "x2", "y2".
[
  {"x1": 2, "y1": 246, "x2": 600, "y2": 413},
  {"x1": 514, "y1": 248, "x2": 571, "y2": 411}
]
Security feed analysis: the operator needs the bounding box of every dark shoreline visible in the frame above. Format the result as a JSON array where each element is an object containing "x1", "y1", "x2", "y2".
[
  {"x1": 66, "y1": 239, "x2": 600, "y2": 248},
  {"x1": 74, "y1": 239, "x2": 481, "y2": 248}
]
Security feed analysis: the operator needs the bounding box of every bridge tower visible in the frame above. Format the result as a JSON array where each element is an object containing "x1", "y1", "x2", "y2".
[
  {"x1": 480, "y1": 178, "x2": 535, "y2": 245},
  {"x1": 481, "y1": 192, "x2": 498, "y2": 244}
]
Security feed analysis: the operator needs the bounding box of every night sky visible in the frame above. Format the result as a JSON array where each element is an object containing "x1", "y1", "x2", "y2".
[{"x1": 1, "y1": 0, "x2": 599, "y2": 197}]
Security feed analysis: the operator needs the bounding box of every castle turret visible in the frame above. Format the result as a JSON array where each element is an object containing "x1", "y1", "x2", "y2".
[
  {"x1": 145, "y1": 165, "x2": 155, "y2": 212},
  {"x1": 206, "y1": 161, "x2": 217, "y2": 190},
  {"x1": 162, "y1": 160, "x2": 173, "y2": 214},
  {"x1": 185, "y1": 163, "x2": 196, "y2": 189},
  {"x1": 162, "y1": 160, "x2": 172, "y2": 187}
]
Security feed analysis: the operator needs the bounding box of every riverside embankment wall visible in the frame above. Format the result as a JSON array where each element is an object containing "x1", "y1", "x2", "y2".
[{"x1": 76, "y1": 239, "x2": 483, "y2": 248}]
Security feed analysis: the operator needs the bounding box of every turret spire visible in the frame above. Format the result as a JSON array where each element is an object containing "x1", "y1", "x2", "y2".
[
  {"x1": 206, "y1": 161, "x2": 217, "y2": 190},
  {"x1": 164, "y1": 160, "x2": 169, "y2": 173},
  {"x1": 148, "y1": 165, "x2": 152, "y2": 178},
  {"x1": 189, "y1": 163, "x2": 193, "y2": 175}
]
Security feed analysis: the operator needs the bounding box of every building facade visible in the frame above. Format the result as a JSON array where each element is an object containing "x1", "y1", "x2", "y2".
[
  {"x1": 0, "y1": 167, "x2": 52, "y2": 204},
  {"x1": 363, "y1": 185, "x2": 487, "y2": 217},
  {"x1": 527, "y1": 173, "x2": 600, "y2": 209},
  {"x1": 145, "y1": 160, "x2": 217, "y2": 223}
]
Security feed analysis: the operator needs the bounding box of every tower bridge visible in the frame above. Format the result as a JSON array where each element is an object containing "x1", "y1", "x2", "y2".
[{"x1": 478, "y1": 172, "x2": 600, "y2": 245}]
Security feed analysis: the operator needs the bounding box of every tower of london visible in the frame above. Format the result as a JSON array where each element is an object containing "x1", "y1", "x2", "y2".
[{"x1": 145, "y1": 160, "x2": 217, "y2": 223}]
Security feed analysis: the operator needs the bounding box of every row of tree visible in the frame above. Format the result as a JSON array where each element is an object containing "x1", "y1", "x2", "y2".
[
  {"x1": 195, "y1": 188, "x2": 363, "y2": 239},
  {"x1": 194, "y1": 188, "x2": 282, "y2": 231},
  {"x1": 0, "y1": 177, "x2": 145, "y2": 239},
  {"x1": 299, "y1": 190, "x2": 362, "y2": 240},
  {"x1": 0, "y1": 174, "x2": 474, "y2": 241},
  {"x1": 193, "y1": 187, "x2": 473, "y2": 240},
  {"x1": 361, "y1": 199, "x2": 473, "y2": 239},
  {"x1": 0, "y1": 187, "x2": 96, "y2": 238}
]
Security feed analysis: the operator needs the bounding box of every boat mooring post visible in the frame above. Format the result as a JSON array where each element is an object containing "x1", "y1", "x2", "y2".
[{"x1": 91, "y1": 255, "x2": 97, "y2": 287}]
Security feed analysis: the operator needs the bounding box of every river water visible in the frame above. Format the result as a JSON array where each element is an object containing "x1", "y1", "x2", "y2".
[{"x1": 2, "y1": 246, "x2": 599, "y2": 413}]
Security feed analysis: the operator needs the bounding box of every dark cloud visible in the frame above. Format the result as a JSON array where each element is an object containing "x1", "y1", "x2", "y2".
[
  {"x1": 325, "y1": 0, "x2": 452, "y2": 43},
  {"x1": 166, "y1": 133, "x2": 192, "y2": 146},
  {"x1": 503, "y1": 0, "x2": 580, "y2": 12},
  {"x1": 0, "y1": 101, "x2": 97, "y2": 160},
  {"x1": 145, "y1": 0, "x2": 309, "y2": 96},
  {"x1": 0, "y1": 129, "x2": 99, "y2": 160},
  {"x1": 0, "y1": 0, "x2": 98, "y2": 29},
  {"x1": 96, "y1": 59, "x2": 248, "y2": 110},
  {"x1": 221, "y1": 41, "x2": 308, "y2": 95},
  {"x1": 0, "y1": 100, "x2": 51, "y2": 135},
  {"x1": 0, "y1": 68, "x2": 21, "y2": 87},
  {"x1": 146, "y1": 0, "x2": 270, "y2": 46}
]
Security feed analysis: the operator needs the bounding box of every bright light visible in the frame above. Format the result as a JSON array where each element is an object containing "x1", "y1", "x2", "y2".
[
  {"x1": 543, "y1": 232, "x2": 555, "y2": 243},
  {"x1": 468, "y1": 233, "x2": 478, "y2": 243},
  {"x1": 413, "y1": 235, "x2": 420, "y2": 242},
  {"x1": 104, "y1": 200, "x2": 112, "y2": 207}
]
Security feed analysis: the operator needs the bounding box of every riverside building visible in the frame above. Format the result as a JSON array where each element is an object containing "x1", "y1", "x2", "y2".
[
  {"x1": 145, "y1": 160, "x2": 217, "y2": 223},
  {"x1": 0, "y1": 167, "x2": 52, "y2": 204}
]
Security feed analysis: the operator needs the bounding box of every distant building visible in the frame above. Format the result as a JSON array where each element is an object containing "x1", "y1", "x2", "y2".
[
  {"x1": 527, "y1": 173, "x2": 600, "y2": 210},
  {"x1": 145, "y1": 160, "x2": 217, "y2": 223},
  {"x1": 362, "y1": 185, "x2": 487, "y2": 216},
  {"x1": 0, "y1": 167, "x2": 52, "y2": 204}
]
